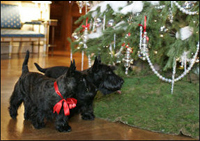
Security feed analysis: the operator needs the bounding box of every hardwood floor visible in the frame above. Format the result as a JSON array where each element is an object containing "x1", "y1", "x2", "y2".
[{"x1": 1, "y1": 51, "x2": 195, "y2": 140}]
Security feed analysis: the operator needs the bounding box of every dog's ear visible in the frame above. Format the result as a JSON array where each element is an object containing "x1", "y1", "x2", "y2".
[
  {"x1": 72, "y1": 59, "x2": 76, "y2": 69},
  {"x1": 66, "y1": 59, "x2": 76, "y2": 76},
  {"x1": 97, "y1": 55, "x2": 101, "y2": 63},
  {"x1": 92, "y1": 56, "x2": 100, "y2": 72},
  {"x1": 71, "y1": 59, "x2": 76, "y2": 71}
]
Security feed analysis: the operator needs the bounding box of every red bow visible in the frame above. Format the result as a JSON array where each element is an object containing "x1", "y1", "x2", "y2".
[
  {"x1": 122, "y1": 43, "x2": 133, "y2": 53},
  {"x1": 138, "y1": 15, "x2": 147, "y2": 32},
  {"x1": 53, "y1": 81, "x2": 77, "y2": 116},
  {"x1": 138, "y1": 15, "x2": 149, "y2": 42},
  {"x1": 82, "y1": 18, "x2": 90, "y2": 30}
]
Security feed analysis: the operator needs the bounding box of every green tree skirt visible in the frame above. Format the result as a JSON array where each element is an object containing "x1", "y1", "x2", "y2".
[{"x1": 94, "y1": 75, "x2": 199, "y2": 139}]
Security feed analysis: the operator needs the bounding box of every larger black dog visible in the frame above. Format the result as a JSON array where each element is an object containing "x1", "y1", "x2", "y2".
[
  {"x1": 9, "y1": 50, "x2": 97, "y2": 132},
  {"x1": 34, "y1": 56, "x2": 124, "y2": 95}
]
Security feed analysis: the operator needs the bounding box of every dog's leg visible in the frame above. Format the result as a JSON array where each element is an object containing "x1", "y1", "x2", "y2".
[
  {"x1": 8, "y1": 87, "x2": 23, "y2": 119},
  {"x1": 55, "y1": 114, "x2": 71, "y2": 132},
  {"x1": 23, "y1": 99, "x2": 32, "y2": 120},
  {"x1": 80, "y1": 104, "x2": 95, "y2": 120},
  {"x1": 30, "y1": 108, "x2": 46, "y2": 129}
]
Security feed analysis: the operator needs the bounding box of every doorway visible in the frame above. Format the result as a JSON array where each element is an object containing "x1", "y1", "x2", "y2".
[{"x1": 49, "y1": 1, "x2": 86, "y2": 51}]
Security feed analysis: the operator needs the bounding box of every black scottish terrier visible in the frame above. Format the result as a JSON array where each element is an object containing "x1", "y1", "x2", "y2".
[
  {"x1": 34, "y1": 56, "x2": 124, "y2": 95},
  {"x1": 9, "y1": 50, "x2": 97, "y2": 132}
]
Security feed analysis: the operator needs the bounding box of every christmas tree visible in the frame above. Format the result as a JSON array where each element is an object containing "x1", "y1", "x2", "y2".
[
  {"x1": 67, "y1": 2, "x2": 199, "y2": 137},
  {"x1": 69, "y1": 1, "x2": 199, "y2": 82}
]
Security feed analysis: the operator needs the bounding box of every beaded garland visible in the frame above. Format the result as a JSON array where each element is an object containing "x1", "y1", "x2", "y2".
[
  {"x1": 138, "y1": 1, "x2": 199, "y2": 93},
  {"x1": 173, "y1": 1, "x2": 198, "y2": 15},
  {"x1": 155, "y1": 1, "x2": 199, "y2": 15},
  {"x1": 139, "y1": 25, "x2": 199, "y2": 94}
]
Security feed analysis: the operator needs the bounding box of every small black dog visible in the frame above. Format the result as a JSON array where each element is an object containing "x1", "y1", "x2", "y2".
[
  {"x1": 9, "y1": 50, "x2": 97, "y2": 132},
  {"x1": 34, "y1": 56, "x2": 124, "y2": 95}
]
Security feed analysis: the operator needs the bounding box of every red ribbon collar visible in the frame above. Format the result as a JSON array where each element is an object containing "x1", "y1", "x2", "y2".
[{"x1": 53, "y1": 81, "x2": 77, "y2": 116}]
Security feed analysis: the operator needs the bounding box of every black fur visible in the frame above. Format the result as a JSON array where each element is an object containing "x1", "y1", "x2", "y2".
[
  {"x1": 8, "y1": 50, "x2": 97, "y2": 132},
  {"x1": 34, "y1": 56, "x2": 124, "y2": 95}
]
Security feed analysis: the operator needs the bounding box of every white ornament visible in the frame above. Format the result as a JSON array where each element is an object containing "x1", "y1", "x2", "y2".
[{"x1": 176, "y1": 26, "x2": 193, "y2": 40}]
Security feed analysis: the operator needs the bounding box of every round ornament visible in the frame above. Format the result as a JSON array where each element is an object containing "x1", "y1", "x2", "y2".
[
  {"x1": 95, "y1": 18, "x2": 103, "y2": 27},
  {"x1": 107, "y1": 19, "x2": 115, "y2": 27},
  {"x1": 72, "y1": 32, "x2": 80, "y2": 41}
]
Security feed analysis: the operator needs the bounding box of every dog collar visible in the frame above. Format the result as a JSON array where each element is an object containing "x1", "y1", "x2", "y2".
[{"x1": 53, "y1": 81, "x2": 77, "y2": 116}]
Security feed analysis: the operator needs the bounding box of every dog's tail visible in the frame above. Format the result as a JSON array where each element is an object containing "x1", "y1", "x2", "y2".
[
  {"x1": 22, "y1": 50, "x2": 29, "y2": 74},
  {"x1": 34, "y1": 62, "x2": 47, "y2": 73}
]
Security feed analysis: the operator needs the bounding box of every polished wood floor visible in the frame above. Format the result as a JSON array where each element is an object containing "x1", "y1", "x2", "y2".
[{"x1": 1, "y1": 51, "x2": 195, "y2": 140}]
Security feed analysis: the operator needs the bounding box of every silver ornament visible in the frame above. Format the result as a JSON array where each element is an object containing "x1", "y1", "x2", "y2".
[
  {"x1": 81, "y1": 34, "x2": 88, "y2": 42},
  {"x1": 107, "y1": 19, "x2": 115, "y2": 27},
  {"x1": 76, "y1": 1, "x2": 84, "y2": 13},
  {"x1": 123, "y1": 47, "x2": 133, "y2": 75},
  {"x1": 160, "y1": 26, "x2": 168, "y2": 32},
  {"x1": 95, "y1": 18, "x2": 103, "y2": 27},
  {"x1": 72, "y1": 32, "x2": 80, "y2": 41},
  {"x1": 182, "y1": 1, "x2": 196, "y2": 9},
  {"x1": 85, "y1": 1, "x2": 91, "y2": 7},
  {"x1": 138, "y1": 51, "x2": 146, "y2": 60}
]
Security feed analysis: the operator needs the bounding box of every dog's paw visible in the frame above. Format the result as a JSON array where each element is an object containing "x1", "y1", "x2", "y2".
[
  {"x1": 24, "y1": 114, "x2": 30, "y2": 120},
  {"x1": 9, "y1": 107, "x2": 17, "y2": 119},
  {"x1": 24, "y1": 116, "x2": 29, "y2": 120},
  {"x1": 32, "y1": 121, "x2": 45, "y2": 129},
  {"x1": 9, "y1": 113, "x2": 17, "y2": 119},
  {"x1": 81, "y1": 113, "x2": 95, "y2": 120},
  {"x1": 57, "y1": 124, "x2": 72, "y2": 132}
]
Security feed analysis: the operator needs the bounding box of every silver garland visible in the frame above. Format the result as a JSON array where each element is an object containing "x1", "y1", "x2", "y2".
[
  {"x1": 123, "y1": 46, "x2": 133, "y2": 75},
  {"x1": 173, "y1": 1, "x2": 198, "y2": 15},
  {"x1": 139, "y1": 25, "x2": 199, "y2": 94}
]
